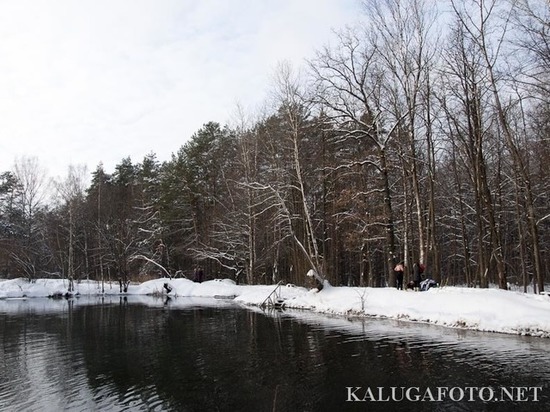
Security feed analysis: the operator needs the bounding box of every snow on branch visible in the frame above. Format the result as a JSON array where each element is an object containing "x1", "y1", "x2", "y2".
[{"x1": 128, "y1": 255, "x2": 171, "y2": 278}]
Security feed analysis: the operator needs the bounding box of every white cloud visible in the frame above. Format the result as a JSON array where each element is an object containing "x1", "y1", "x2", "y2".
[{"x1": 0, "y1": 0, "x2": 360, "y2": 179}]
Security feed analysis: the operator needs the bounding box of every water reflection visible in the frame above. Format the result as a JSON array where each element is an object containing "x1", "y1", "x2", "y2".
[{"x1": 0, "y1": 297, "x2": 548, "y2": 411}]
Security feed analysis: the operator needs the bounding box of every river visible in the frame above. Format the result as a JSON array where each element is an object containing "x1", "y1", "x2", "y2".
[{"x1": 0, "y1": 296, "x2": 549, "y2": 411}]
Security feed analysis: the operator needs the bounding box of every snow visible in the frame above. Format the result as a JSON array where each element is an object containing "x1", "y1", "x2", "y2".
[{"x1": 1, "y1": 277, "x2": 549, "y2": 338}]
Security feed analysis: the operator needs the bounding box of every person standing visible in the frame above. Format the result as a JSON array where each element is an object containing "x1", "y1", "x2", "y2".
[
  {"x1": 394, "y1": 262, "x2": 405, "y2": 290},
  {"x1": 197, "y1": 266, "x2": 204, "y2": 283},
  {"x1": 412, "y1": 261, "x2": 424, "y2": 291},
  {"x1": 193, "y1": 266, "x2": 204, "y2": 283}
]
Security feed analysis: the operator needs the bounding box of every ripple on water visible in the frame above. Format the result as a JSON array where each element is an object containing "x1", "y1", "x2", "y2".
[{"x1": 2, "y1": 300, "x2": 550, "y2": 412}]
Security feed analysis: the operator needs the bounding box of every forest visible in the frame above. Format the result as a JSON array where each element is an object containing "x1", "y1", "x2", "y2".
[{"x1": 0, "y1": 0, "x2": 548, "y2": 292}]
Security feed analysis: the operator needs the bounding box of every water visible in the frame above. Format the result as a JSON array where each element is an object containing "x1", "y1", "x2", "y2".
[{"x1": 0, "y1": 296, "x2": 549, "y2": 412}]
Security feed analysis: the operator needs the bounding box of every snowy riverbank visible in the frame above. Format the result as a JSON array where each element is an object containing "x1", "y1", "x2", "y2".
[{"x1": 1, "y1": 277, "x2": 549, "y2": 338}]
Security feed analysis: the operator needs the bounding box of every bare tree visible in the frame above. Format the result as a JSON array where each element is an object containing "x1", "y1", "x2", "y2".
[
  {"x1": 362, "y1": 0, "x2": 441, "y2": 279},
  {"x1": 509, "y1": 0, "x2": 550, "y2": 97},
  {"x1": 13, "y1": 156, "x2": 47, "y2": 236},
  {"x1": 309, "y1": 28, "x2": 403, "y2": 287},
  {"x1": 508, "y1": 0, "x2": 549, "y2": 292},
  {"x1": 273, "y1": 62, "x2": 325, "y2": 281},
  {"x1": 53, "y1": 164, "x2": 88, "y2": 290},
  {"x1": 439, "y1": 17, "x2": 504, "y2": 288},
  {"x1": 450, "y1": 0, "x2": 544, "y2": 290},
  {"x1": 12, "y1": 156, "x2": 48, "y2": 280}
]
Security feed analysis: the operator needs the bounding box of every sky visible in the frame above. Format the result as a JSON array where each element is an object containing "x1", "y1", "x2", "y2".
[{"x1": 0, "y1": 0, "x2": 361, "y2": 180}]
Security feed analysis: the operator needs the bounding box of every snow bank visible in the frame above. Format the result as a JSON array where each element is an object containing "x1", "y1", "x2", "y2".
[
  {"x1": 1, "y1": 277, "x2": 549, "y2": 338},
  {"x1": 284, "y1": 284, "x2": 550, "y2": 338}
]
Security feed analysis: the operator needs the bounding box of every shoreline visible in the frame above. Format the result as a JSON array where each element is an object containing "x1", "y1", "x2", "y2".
[{"x1": 1, "y1": 277, "x2": 550, "y2": 338}]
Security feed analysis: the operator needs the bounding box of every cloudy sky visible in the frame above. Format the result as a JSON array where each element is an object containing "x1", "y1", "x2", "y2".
[{"x1": 0, "y1": 0, "x2": 361, "y2": 180}]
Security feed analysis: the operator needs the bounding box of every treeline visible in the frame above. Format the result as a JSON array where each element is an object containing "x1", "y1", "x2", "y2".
[{"x1": 1, "y1": 0, "x2": 549, "y2": 291}]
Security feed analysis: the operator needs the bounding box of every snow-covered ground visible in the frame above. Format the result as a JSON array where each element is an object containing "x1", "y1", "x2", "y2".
[{"x1": 1, "y1": 277, "x2": 549, "y2": 338}]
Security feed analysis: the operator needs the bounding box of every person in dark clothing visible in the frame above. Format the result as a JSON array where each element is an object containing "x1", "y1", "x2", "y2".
[
  {"x1": 193, "y1": 266, "x2": 204, "y2": 283},
  {"x1": 394, "y1": 262, "x2": 405, "y2": 290},
  {"x1": 412, "y1": 262, "x2": 425, "y2": 291}
]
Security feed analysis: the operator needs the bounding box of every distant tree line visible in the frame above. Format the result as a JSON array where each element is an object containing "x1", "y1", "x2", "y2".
[{"x1": 1, "y1": 0, "x2": 548, "y2": 291}]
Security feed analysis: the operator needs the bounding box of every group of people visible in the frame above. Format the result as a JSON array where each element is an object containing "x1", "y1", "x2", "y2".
[{"x1": 394, "y1": 261, "x2": 431, "y2": 291}]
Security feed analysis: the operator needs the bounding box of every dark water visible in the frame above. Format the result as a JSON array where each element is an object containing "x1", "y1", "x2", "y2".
[{"x1": 0, "y1": 296, "x2": 549, "y2": 412}]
